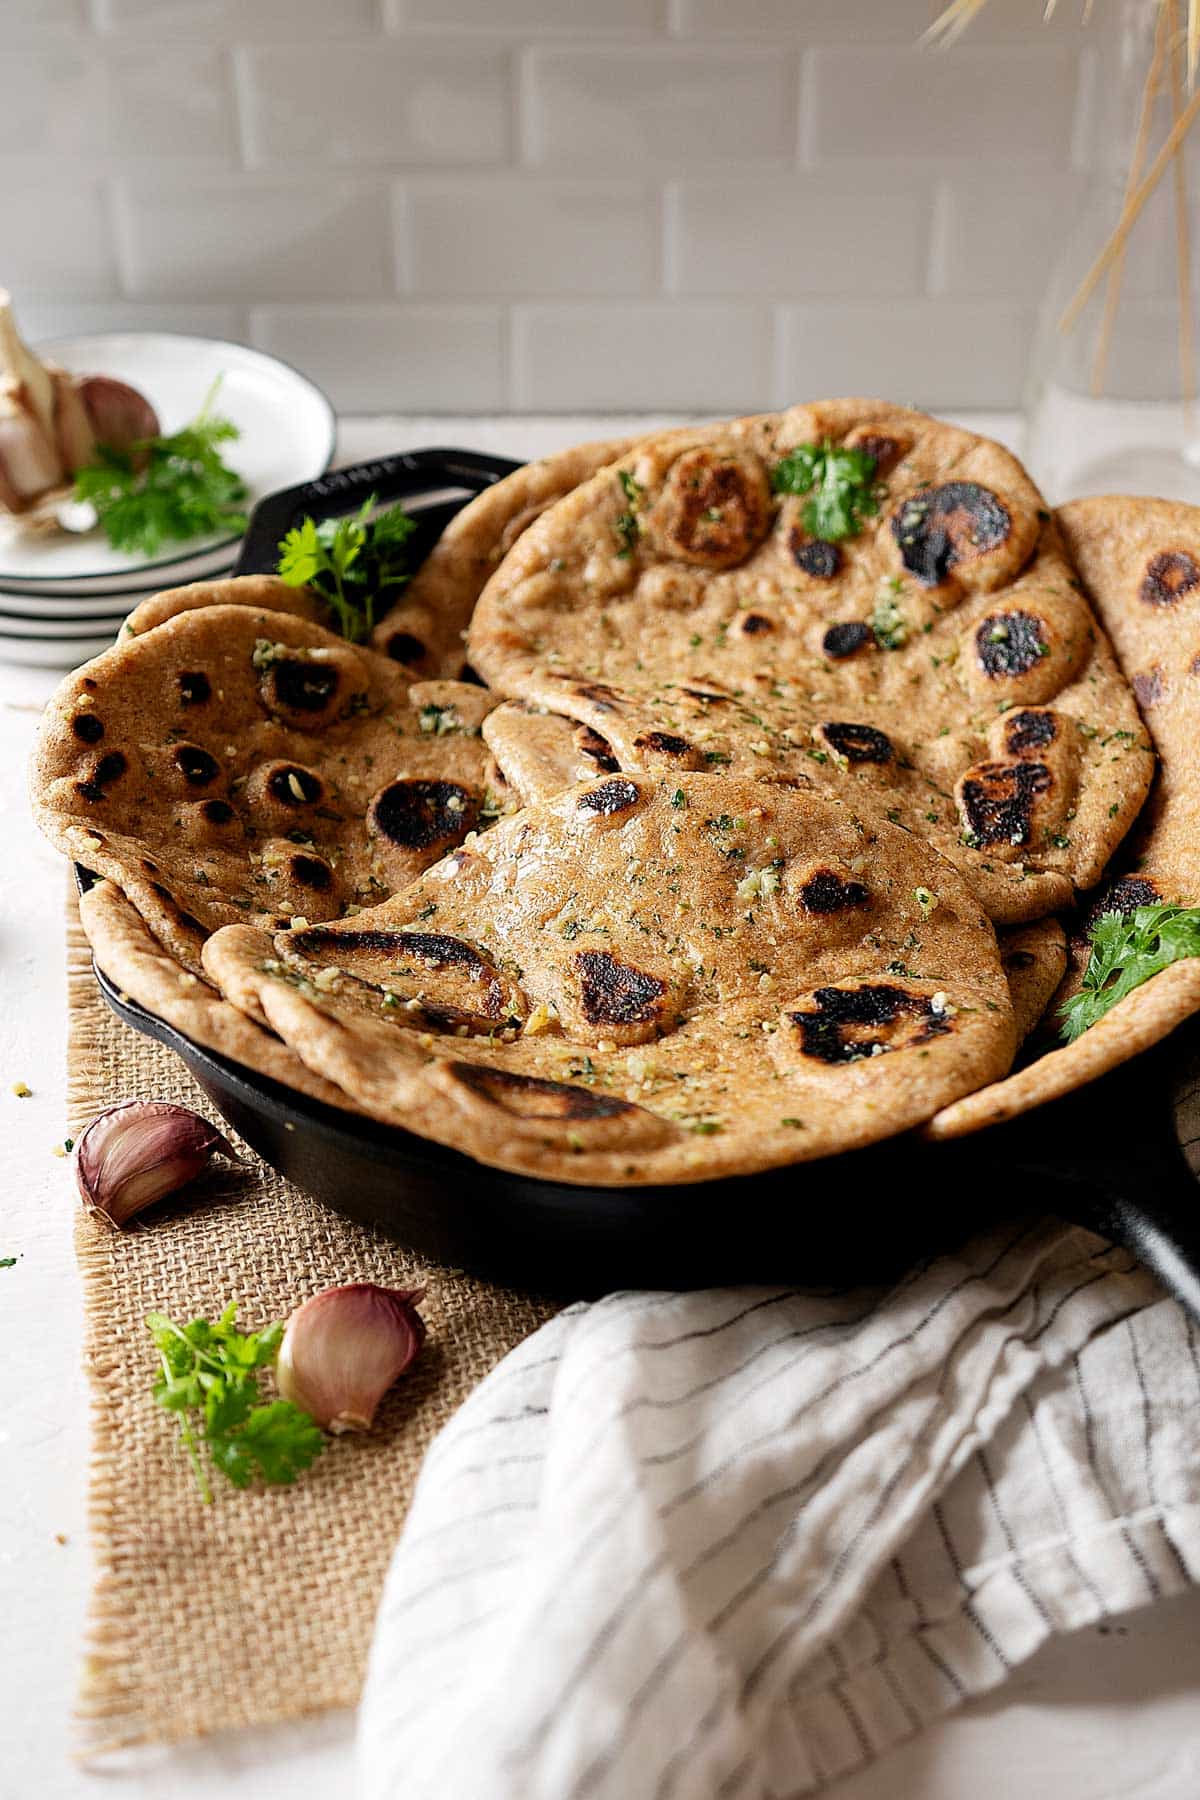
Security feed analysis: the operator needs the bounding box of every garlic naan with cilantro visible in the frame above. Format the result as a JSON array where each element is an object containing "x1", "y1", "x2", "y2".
[
  {"x1": 468, "y1": 400, "x2": 1152, "y2": 925},
  {"x1": 202, "y1": 773, "x2": 1015, "y2": 1185}
]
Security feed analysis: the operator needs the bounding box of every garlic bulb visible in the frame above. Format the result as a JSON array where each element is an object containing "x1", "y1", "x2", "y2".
[
  {"x1": 277, "y1": 1284, "x2": 426, "y2": 1433},
  {"x1": 74, "y1": 1100, "x2": 238, "y2": 1229},
  {"x1": 0, "y1": 289, "x2": 159, "y2": 517}
]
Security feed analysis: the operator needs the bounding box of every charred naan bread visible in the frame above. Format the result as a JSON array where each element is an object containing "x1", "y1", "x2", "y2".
[
  {"x1": 468, "y1": 401, "x2": 1152, "y2": 925},
  {"x1": 1057, "y1": 496, "x2": 1200, "y2": 909},
  {"x1": 202, "y1": 773, "x2": 1016, "y2": 1185},
  {"x1": 32, "y1": 604, "x2": 496, "y2": 977},
  {"x1": 997, "y1": 918, "x2": 1068, "y2": 1045},
  {"x1": 928, "y1": 495, "x2": 1200, "y2": 1140},
  {"x1": 120, "y1": 443, "x2": 642, "y2": 672},
  {"x1": 122, "y1": 574, "x2": 323, "y2": 639},
  {"x1": 370, "y1": 436, "x2": 640, "y2": 677},
  {"x1": 78, "y1": 879, "x2": 361, "y2": 1112},
  {"x1": 480, "y1": 701, "x2": 623, "y2": 806}
]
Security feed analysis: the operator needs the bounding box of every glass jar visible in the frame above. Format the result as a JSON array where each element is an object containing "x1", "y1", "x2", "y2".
[{"x1": 1022, "y1": 0, "x2": 1200, "y2": 501}]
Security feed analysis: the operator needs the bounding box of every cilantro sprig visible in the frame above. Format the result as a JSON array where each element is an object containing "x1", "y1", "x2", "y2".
[
  {"x1": 73, "y1": 379, "x2": 248, "y2": 557},
  {"x1": 771, "y1": 442, "x2": 880, "y2": 542},
  {"x1": 1061, "y1": 904, "x2": 1200, "y2": 1042},
  {"x1": 277, "y1": 494, "x2": 418, "y2": 642},
  {"x1": 147, "y1": 1304, "x2": 324, "y2": 1502}
]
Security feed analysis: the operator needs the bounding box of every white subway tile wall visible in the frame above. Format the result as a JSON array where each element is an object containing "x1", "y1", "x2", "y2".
[{"x1": 5, "y1": 0, "x2": 1112, "y2": 412}]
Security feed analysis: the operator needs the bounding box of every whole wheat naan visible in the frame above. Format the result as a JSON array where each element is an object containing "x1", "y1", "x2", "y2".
[
  {"x1": 202, "y1": 773, "x2": 1015, "y2": 1185},
  {"x1": 78, "y1": 878, "x2": 361, "y2": 1113},
  {"x1": 468, "y1": 401, "x2": 1152, "y2": 924},
  {"x1": 32, "y1": 603, "x2": 497, "y2": 977},
  {"x1": 371, "y1": 437, "x2": 641, "y2": 676},
  {"x1": 928, "y1": 495, "x2": 1200, "y2": 1140},
  {"x1": 120, "y1": 442, "x2": 642, "y2": 673},
  {"x1": 122, "y1": 574, "x2": 323, "y2": 639}
]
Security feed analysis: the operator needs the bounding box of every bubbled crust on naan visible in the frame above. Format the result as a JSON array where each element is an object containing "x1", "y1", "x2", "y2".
[
  {"x1": 926, "y1": 957, "x2": 1200, "y2": 1141},
  {"x1": 923, "y1": 497, "x2": 1200, "y2": 1141},
  {"x1": 370, "y1": 436, "x2": 641, "y2": 677},
  {"x1": 468, "y1": 401, "x2": 1152, "y2": 925},
  {"x1": 32, "y1": 605, "x2": 496, "y2": 977},
  {"x1": 1057, "y1": 496, "x2": 1200, "y2": 910},
  {"x1": 123, "y1": 574, "x2": 324, "y2": 639},
  {"x1": 202, "y1": 774, "x2": 1016, "y2": 1186},
  {"x1": 78, "y1": 879, "x2": 361, "y2": 1113}
]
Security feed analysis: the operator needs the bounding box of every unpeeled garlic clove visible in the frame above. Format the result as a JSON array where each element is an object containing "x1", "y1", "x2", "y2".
[
  {"x1": 50, "y1": 368, "x2": 96, "y2": 474},
  {"x1": 0, "y1": 287, "x2": 56, "y2": 446},
  {"x1": 74, "y1": 1100, "x2": 239, "y2": 1229},
  {"x1": 277, "y1": 1284, "x2": 426, "y2": 1433},
  {"x1": 77, "y1": 374, "x2": 160, "y2": 457},
  {"x1": 0, "y1": 394, "x2": 62, "y2": 510}
]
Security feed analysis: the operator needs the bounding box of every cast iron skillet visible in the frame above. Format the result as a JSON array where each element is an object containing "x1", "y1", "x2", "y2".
[{"x1": 77, "y1": 449, "x2": 1200, "y2": 1305}]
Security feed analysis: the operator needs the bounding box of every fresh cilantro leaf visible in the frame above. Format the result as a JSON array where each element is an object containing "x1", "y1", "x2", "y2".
[
  {"x1": 74, "y1": 378, "x2": 247, "y2": 557},
  {"x1": 145, "y1": 1303, "x2": 323, "y2": 1502},
  {"x1": 1061, "y1": 905, "x2": 1200, "y2": 1042},
  {"x1": 277, "y1": 494, "x2": 418, "y2": 642},
  {"x1": 275, "y1": 516, "x2": 325, "y2": 587},
  {"x1": 210, "y1": 1400, "x2": 325, "y2": 1489},
  {"x1": 770, "y1": 442, "x2": 880, "y2": 542},
  {"x1": 0, "y1": 1256, "x2": 16, "y2": 1269}
]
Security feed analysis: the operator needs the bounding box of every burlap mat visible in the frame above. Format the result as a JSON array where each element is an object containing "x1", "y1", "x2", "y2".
[{"x1": 67, "y1": 898, "x2": 557, "y2": 1754}]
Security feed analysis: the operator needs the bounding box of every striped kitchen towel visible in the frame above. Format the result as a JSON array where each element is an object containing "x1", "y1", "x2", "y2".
[{"x1": 358, "y1": 1218, "x2": 1200, "y2": 1799}]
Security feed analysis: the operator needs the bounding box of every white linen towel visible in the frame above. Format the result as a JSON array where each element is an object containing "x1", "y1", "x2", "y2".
[{"x1": 359, "y1": 1218, "x2": 1200, "y2": 1799}]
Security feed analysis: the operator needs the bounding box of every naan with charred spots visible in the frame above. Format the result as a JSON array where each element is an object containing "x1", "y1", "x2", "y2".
[
  {"x1": 259, "y1": 655, "x2": 342, "y2": 718},
  {"x1": 798, "y1": 869, "x2": 871, "y2": 913},
  {"x1": 892, "y1": 482, "x2": 1014, "y2": 587},
  {"x1": 647, "y1": 448, "x2": 773, "y2": 569},
  {"x1": 575, "y1": 951, "x2": 667, "y2": 1029},
  {"x1": 466, "y1": 406, "x2": 1146, "y2": 926},
  {"x1": 575, "y1": 725, "x2": 619, "y2": 771},
  {"x1": 790, "y1": 535, "x2": 842, "y2": 579},
  {"x1": 633, "y1": 730, "x2": 695, "y2": 758},
  {"x1": 1080, "y1": 874, "x2": 1163, "y2": 936},
  {"x1": 819, "y1": 722, "x2": 893, "y2": 765},
  {"x1": 32, "y1": 602, "x2": 496, "y2": 981},
  {"x1": 177, "y1": 671, "x2": 211, "y2": 706},
  {"x1": 447, "y1": 1063, "x2": 638, "y2": 1123},
  {"x1": 380, "y1": 630, "x2": 427, "y2": 667},
  {"x1": 199, "y1": 774, "x2": 1017, "y2": 1183},
  {"x1": 1140, "y1": 549, "x2": 1200, "y2": 606},
  {"x1": 822, "y1": 621, "x2": 872, "y2": 661},
  {"x1": 173, "y1": 744, "x2": 220, "y2": 787},
  {"x1": 75, "y1": 751, "x2": 127, "y2": 804},
  {"x1": 1003, "y1": 709, "x2": 1059, "y2": 754},
  {"x1": 367, "y1": 778, "x2": 479, "y2": 851},
  {"x1": 976, "y1": 610, "x2": 1049, "y2": 678},
  {"x1": 266, "y1": 763, "x2": 324, "y2": 806},
  {"x1": 577, "y1": 778, "x2": 642, "y2": 817},
  {"x1": 958, "y1": 760, "x2": 1053, "y2": 849},
  {"x1": 787, "y1": 984, "x2": 954, "y2": 1065}
]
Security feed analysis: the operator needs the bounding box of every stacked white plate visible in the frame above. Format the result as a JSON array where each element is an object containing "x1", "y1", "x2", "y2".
[{"x1": 0, "y1": 334, "x2": 336, "y2": 668}]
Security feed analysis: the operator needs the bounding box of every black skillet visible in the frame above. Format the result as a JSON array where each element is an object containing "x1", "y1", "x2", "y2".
[{"x1": 77, "y1": 449, "x2": 1200, "y2": 1306}]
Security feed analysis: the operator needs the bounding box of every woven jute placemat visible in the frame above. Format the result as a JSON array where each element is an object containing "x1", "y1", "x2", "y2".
[{"x1": 66, "y1": 898, "x2": 557, "y2": 1754}]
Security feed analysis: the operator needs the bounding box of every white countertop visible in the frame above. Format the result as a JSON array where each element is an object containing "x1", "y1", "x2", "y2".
[{"x1": 3, "y1": 414, "x2": 1200, "y2": 1800}]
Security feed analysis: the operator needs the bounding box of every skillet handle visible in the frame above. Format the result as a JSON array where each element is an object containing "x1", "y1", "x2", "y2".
[
  {"x1": 234, "y1": 447, "x2": 522, "y2": 577},
  {"x1": 994, "y1": 1038, "x2": 1200, "y2": 1319}
]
